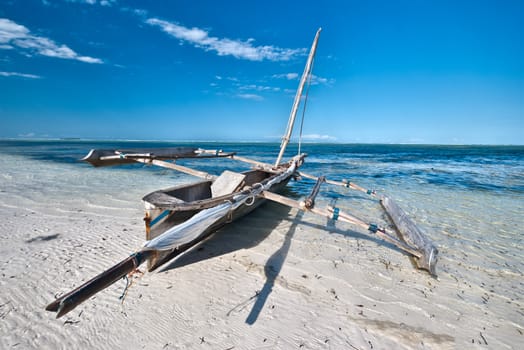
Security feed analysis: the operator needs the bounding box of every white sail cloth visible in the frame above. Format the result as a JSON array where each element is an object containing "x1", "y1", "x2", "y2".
[{"x1": 143, "y1": 157, "x2": 300, "y2": 252}]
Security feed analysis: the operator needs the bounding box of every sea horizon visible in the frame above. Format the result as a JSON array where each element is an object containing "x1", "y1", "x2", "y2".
[{"x1": 1, "y1": 137, "x2": 523, "y2": 147}]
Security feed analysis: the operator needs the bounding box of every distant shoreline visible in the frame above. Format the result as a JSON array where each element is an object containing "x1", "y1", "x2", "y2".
[{"x1": 0, "y1": 138, "x2": 522, "y2": 147}]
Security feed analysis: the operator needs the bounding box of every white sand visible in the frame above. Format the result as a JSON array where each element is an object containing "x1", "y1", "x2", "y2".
[{"x1": 0, "y1": 153, "x2": 522, "y2": 349}]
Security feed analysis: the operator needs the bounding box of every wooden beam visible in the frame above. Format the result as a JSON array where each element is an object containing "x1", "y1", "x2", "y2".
[
  {"x1": 325, "y1": 206, "x2": 422, "y2": 258},
  {"x1": 298, "y1": 171, "x2": 377, "y2": 197},
  {"x1": 297, "y1": 172, "x2": 437, "y2": 275},
  {"x1": 228, "y1": 155, "x2": 276, "y2": 171},
  {"x1": 135, "y1": 159, "x2": 216, "y2": 180},
  {"x1": 275, "y1": 28, "x2": 322, "y2": 166},
  {"x1": 46, "y1": 250, "x2": 154, "y2": 318},
  {"x1": 259, "y1": 191, "x2": 422, "y2": 259}
]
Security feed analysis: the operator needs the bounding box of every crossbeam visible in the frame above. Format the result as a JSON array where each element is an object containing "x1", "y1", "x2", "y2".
[
  {"x1": 135, "y1": 159, "x2": 216, "y2": 180},
  {"x1": 259, "y1": 190, "x2": 423, "y2": 260},
  {"x1": 298, "y1": 171, "x2": 376, "y2": 197},
  {"x1": 228, "y1": 154, "x2": 280, "y2": 173}
]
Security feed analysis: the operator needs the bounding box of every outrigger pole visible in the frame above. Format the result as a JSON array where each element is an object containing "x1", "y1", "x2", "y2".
[
  {"x1": 275, "y1": 28, "x2": 322, "y2": 167},
  {"x1": 294, "y1": 171, "x2": 439, "y2": 275}
]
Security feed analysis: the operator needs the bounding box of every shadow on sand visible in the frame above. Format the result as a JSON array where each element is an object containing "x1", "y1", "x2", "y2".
[
  {"x1": 159, "y1": 201, "x2": 291, "y2": 272},
  {"x1": 157, "y1": 199, "x2": 414, "y2": 324},
  {"x1": 244, "y1": 210, "x2": 304, "y2": 324}
]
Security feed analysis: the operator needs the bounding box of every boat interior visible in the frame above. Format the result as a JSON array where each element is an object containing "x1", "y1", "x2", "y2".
[
  {"x1": 142, "y1": 169, "x2": 278, "y2": 239},
  {"x1": 143, "y1": 169, "x2": 277, "y2": 207}
]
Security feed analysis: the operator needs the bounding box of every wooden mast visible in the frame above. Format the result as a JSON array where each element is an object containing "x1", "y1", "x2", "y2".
[{"x1": 275, "y1": 28, "x2": 322, "y2": 167}]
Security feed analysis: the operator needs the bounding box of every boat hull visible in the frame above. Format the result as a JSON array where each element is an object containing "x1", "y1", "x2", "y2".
[{"x1": 145, "y1": 175, "x2": 292, "y2": 271}]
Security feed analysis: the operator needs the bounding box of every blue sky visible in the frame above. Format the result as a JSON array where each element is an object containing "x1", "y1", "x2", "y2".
[{"x1": 0, "y1": 0, "x2": 522, "y2": 144}]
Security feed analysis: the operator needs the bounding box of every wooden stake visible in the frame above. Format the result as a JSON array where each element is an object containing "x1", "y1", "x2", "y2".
[{"x1": 304, "y1": 176, "x2": 325, "y2": 208}]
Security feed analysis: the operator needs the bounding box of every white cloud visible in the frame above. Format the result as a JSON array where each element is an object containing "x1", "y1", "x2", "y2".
[
  {"x1": 310, "y1": 74, "x2": 335, "y2": 86},
  {"x1": 146, "y1": 18, "x2": 305, "y2": 61},
  {"x1": 132, "y1": 8, "x2": 148, "y2": 16},
  {"x1": 273, "y1": 72, "x2": 334, "y2": 86},
  {"x1": 65, "y1": 0, "x2": 116, "y2": 6},
  {"x1": 239, "y1": 84, "x2": 279, "y2": 92},
  {"x1": 301, "y1": 134, "x2": 337, "y2": 142},
  {"x1": 236, "y1": 93, "x2": 264, "y2": 101},
  {"x1": 0, "y1": 18, "x2": 102, "y2": 63},
  {"x1": 273, "y1": 72, "x2": 299, "y2": 80},
  {"x1": 0, "y1": 71, "x2": 42, "y2": 79},
  {"x1": 121, "y1": 7, "x2": 148, "y2": 17}
]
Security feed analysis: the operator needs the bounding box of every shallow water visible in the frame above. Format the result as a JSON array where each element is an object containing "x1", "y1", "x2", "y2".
[{"x1": 0, "y1": 140, "x2": 523, "y2": 348}]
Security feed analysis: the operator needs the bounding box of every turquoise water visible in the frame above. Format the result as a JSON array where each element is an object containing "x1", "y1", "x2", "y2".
[{"x1": 2, "y1": 140, "x2": 522, "y2": 194}]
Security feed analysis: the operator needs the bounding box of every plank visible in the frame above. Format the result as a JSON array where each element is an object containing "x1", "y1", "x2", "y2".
[{"x1": 211, "y1": 170, "x2": 246, "y2": 197}]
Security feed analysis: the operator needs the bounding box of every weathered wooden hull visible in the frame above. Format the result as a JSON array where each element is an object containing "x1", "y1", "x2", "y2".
[{"x1": 144, "y1": 172, "x2": 292, "y2": 271}]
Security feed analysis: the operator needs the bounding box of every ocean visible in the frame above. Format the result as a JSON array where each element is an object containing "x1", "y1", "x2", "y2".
[{"x1": 0, "y1": 140, "x2": 523, "y2": 348}]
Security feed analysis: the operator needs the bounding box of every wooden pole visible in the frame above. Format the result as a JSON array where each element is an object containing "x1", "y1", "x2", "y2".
[
  {"x1": 304, "y1": 176, "x2": 325, "y2": 208},
  {"x1": 135, "y1": 159, "x2": 217, "y2": 180},
  {"x1": 259, "y1": 191, "x2": 423, "y2": 260},
  {"x1": 275, "y1": 28, "x2": 322, "y2": 166},
  {"x1": 229, "y1": 155, "x2": 277, "y2": 172},
  {"x1": 298, "y1": 171, "x2": 376, "y2": 197},
  {"x1": 46, "y1": 250, "x2": 153, "y2": 318},
  {"x1": 297, "y1": 172, "x2": 438, "y2": 275}
]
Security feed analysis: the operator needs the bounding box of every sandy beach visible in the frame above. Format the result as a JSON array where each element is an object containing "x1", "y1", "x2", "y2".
[{"x1": 0, "y1": 147, "x2": 523, "y2": 350}]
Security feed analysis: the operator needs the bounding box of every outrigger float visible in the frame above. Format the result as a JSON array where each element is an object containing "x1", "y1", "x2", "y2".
[{"x1": 46, "y1": 28, "x2": 438, "y2": 319}]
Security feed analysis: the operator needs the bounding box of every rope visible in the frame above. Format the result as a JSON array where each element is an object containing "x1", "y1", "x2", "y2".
[
  {"x1": 119, "y1": 269, "x2": 144, "y2": 303},
  {"x1": 119, "y1": 275, "x2": 130, "y2": 301},
  {"x1": 297, "y1": 55, "x2": 316, "y2": 156},
  {"x1": 119, "y1": 255, "x2": 144, "y2": 304}
]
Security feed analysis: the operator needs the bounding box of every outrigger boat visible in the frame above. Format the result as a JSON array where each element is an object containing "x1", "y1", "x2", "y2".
[{"x1": 46, "y1": 28, "x2": 438, "y2": 319}]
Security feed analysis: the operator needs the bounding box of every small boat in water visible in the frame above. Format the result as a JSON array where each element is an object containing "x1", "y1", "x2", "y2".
[{"x1": 46, "y1": 28, "x2": 437, "y2": 319}]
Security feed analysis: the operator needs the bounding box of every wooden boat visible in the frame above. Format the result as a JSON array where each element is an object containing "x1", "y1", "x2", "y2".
[{"x1": 46, "y1": 28, "x2": 438, "y2": 319}]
